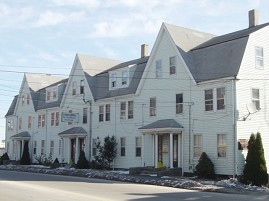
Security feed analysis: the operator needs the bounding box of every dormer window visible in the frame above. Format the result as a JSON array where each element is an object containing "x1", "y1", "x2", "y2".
[
  {"x1": 122, "y1": 71, "x2": 128, "y2": 85},
  {"x1": 111, "y1": 73, "x2": 117, "y2": 88},
  {"x1": 255, "y1": 46, "x2": 264, "y2": 69},
  {"x1": 46, "y1": 86, "x2": 58, "y2": 103},
  {"x1": 80, "y1": 79, "x2": 85, "y2": 94}
]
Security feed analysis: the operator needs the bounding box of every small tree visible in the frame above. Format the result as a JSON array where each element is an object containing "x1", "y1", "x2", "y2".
[
  {"x1": 0, "y1": 152, "x2": 10, "y2": 165},
  {"x1": 77, "y1": 150, "x2": 89, "y2": 169},
  {"x1": 21, "y1": 141, "x2": 31, "y2": 165},
  {"x1": 195, "y1": 152, "x2": 215, "y2": 179},
  {"x1": 94, "y1": 135, "x2": 117, "y2": 169},
  {"x1": 243, "y1": 133, "x2": 268, "y2": 186}
]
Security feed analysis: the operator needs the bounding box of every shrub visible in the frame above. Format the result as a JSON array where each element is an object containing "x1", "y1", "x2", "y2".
[
  {"x1": 77, "y1": 150, "x2": 89, "y2": 169},
  {"x1": 195, "y1": 152, "x2": 215, "y2": 179},
  {"x1": 242, "y1": 132, "x2": 268, "y2": 186},
  {"x1": 0, "y1": 152, "x2": 10, "y2": 165},
  {"x1": 20, "y1": 141, "x2": 31, "y2": 165}
]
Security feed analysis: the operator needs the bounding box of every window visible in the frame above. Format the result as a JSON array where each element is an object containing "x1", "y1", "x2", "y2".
[
  {"x1": 59, "y1": 140, "x2": 62, "y2": 155},
  {"x1": 92, "y1": 139, "x2": 97, "y2": 156},
  {"x1": 128, "y1": 101, "x2": 134, "y2": 119},
  {"x1": 7, "y1": 119, "x2": 14, "y2": 131},
  {"x1": 169, "y1": 56, "x2": 176, "y2": 75},
  {"x1": 122, "y1": 71, "x2": 128, "y2": 85},
  {"x1": 194, "y1": 135, "x2": 202, "y2": 158},
  {"x1": 38, "y1": 115, "x2": 41, "y2": 128},
  {"x1": 51, "y1": 113, "x2": 55, "y2": 126},
  {"x1": 83, "y1": 108, "x2": 87, "y2": 124},
  {"x1": 80, "y1": 79, "x2": 84, "y2": 94},
  {"x1": 19, "y1": 117, "x2": 22, "y2": 130},
  {"x1": 41, "y1": 140, "x2": 45, "y2": 155},
  {"x1": 42, "y1": 114, "x2": 45, "y2": 127},
  {"x1": 217, "y1": 134, "x2": 226, "y2": 157},
  {"x1": 176, "y1": 94, "x2": 183, "y2": 114},
  {"x1": 72, "y1": 81, "x2": 77, "y2": 95},
  {"x1": 205, "y1": 89, "x2": 213, "y2": 111},
  {"x1": 217, "y1": 87, "x2": 225, "y2": 110},
  {"x1": 252, "y1": 88, "x2": 260, "y2": 109},
  {"x1": 99, "y1": 106, "x2": 104, "y2": 122},
  {"x1": 111, "y1": 73, "x2": 116, "y2": 88},
  {"x1": 55, "y1": 112, "x2": 59, "y2": 126},
  {"x1": 155, "y1": 59, "x2": 162, "y2": 78},
  {"x1": 50, "y1": 140, "x2": 54, "y2": 157},
  {"x1": 68, "y1": 110, "x2": 72, "y2": 125},
  {"x1": 22, "y1": 95, "x2": 25, "y2": 105},
  {"x1": 135, "y1": 137, "x2": 142, "y2": 157},
  {"x1": 33, "y1": 141, "x2": 37, "y2": 155},
  {"x1": 120, "y1": 102, "x2": 126, "y2": 120},
  {"x1": 105, "y1": 104, "x2": 110, "y2": 121},
  {"x1": 47, "y1": 90, "x2": 51, "y2": 101},
  {"x1": 255, "y1": 46, "x2": 264, "y2": 69},
  {"x1": 28, "y1": 116, "x2": 32, "y2": 129},
  {"x1": 120, "y1": 137, "x2": 126, "y2": 157},
  {"x1": 150, "y1": 97, "x2": 156, "y2": 116},
  {"x1": 53, "y1": 88, "x2": 57, "y2": 99},
  {"x1": 205, "y1": 88, "x2": 225, "y2": 112},
  {"x1": 27, "y1": 94, "x2": 30, "y2": 105}
]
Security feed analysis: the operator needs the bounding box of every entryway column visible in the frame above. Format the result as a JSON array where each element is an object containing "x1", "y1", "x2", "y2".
[
  {"x1": 169, "y1": 133, "x2": 173, "y2": 168},
  {"x1": 75, "y1": 137, "x2": 79, "y2": 163},
  {"x1": 155, "y1": 134, "x2": 158, "y2": 168}
]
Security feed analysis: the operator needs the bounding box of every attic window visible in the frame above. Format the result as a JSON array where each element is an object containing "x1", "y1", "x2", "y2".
[
  {"x1": 122, "y1": 71, "x2": 128, "y2": 85},
  {"x1": 111, "y1": 74, "x2": 116, "y2": 88},
  {"x1": 156, "y1": 59, "x2": 162, "y2": 78},
  {"x1": 80, "y1": 79, "x2": 85, "y2": 94},
  {"x1": 255, "y1": 46, "x2": 264, "y2": 69},
  {"x1": 169, "y1": 56, "x2": 176, "y2": 75},
  {"x1": 46, "y1": 86, "x2": 58, "y2": 102}
]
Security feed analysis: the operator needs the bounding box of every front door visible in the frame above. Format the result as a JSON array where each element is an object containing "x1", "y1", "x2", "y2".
[{"x1": 173, "y1": 135, "x2": 178, "y2": 167}]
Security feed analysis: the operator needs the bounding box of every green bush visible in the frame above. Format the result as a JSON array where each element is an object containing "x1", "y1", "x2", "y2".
[
  {"x1": 0, "y1": 152, "x2": 10, "y2": 165},
  {"x1": 76, "y1": 150, "x2": 89, "y2": 169},
  {"x1": 195, "y1": 152, "x2": 215, "y2": 179},
  {"x1": 242, "y1": 133, "x2": 268, "y2": 186}
]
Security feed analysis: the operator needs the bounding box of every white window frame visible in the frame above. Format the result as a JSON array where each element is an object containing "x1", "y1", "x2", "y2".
[
  {"x1": 72, "y1": 81, "x2": 77, "y2": 95},
  {"x1": 80, "y1": 79, "x2": 85, "y2": 94},
  {"x1": 83, "y1": 108, "x2": 87, "y2": 124},
  {"x1": 120, "y1": 137, "x2": 126, "y2": 157},
  {"x1": 150, "y1": 97, "x2": 156, "y2": 116},
  {"x1": 105, "y1": 104, "x2": 110, "y2": 121},
  {"x1": 7, "y1": 119, "x2": 14, "y2": 131},
  {"x1": 255, "y1": 46, "x2": 264, "y2": 69},
  {"x1": 55, "y1": 112, "x2": 59, "y2": 126},
  {"x1": 42, "y1": 114, "x2": 46, "y2": 128},
  {"x1": 111, "y1": 73, "x2": 117, "y2": 88},
  {"x1": 176, "y1": 94, "x2": 183, "y2": 114},
  {"x1": 194, "y1": 135, "x2": 202, "y2": 158},
  {"x1": 135, "y1": 137, "x2": 142, "y2": 157},
  {"x1": 122, "y1": 71, "x2": 128, "y2": 86},
  {"x1": 217, "y1": 134, "x2": 226, "y2": 158},
  {"x1": 99, "y1": 106, "x2": 104, "y2": 122},
  {"x1": 51, "y1": 113, "x2": 55, "y2": 126},
  {"x1": 128, "y1": 101, "x2": 133, "y2": 119},
  {"x1": 205, "y1": 88, "x2": 225, "y2": 112},
  {"x1": 169, "y1": 56, "x2": 176, "y2": 75},
  {"x1": 120, "y1": 102, "x2": 126, "y2": 120},
  {"x1": 156, "y1": 59, "x2": 162, "y2": 78},
  {"x1": 27, "y1": 94, "x2": 30, "y2": 105},
  {"x1": 41, "y1": 140, "x2": 45, "y2": 155},
  {"x1": 50, "y1": 140, "x2": 54, "y2": 157},
  {"x1": 252, "y1": 88, "x2": 260, "y2": 110}
]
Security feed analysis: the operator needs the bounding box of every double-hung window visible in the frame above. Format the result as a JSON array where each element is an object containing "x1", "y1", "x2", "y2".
[
  {"x1": 55, "y1": 112, "x2": 59, "y2": 126},
  {"x1": 41, "y1": 140, "x2": 45, "y2": 155},
  {"x1": 169, "y1": 56, "x2": 176, "y2": 75},
  {"x1": 83, "y1": 108, "x2": 87, "y2": 124},
  {"x1": 122, "y1": 71, "x2": 128, "y2": 85},
  {"x1": 105, "y1": 104, "x2": 110, "y2": 121},
  {"x1": 27, "y1": 94, "x2": 30, "y2": 105},
  {"x1": 194, "y1": 135, "x2": 202, "y2": 158},
  {"x1": 80, "y1": 79, "x2": 84, "y2": 94},
  {"x1": 99, "y1": 106, "x2": 104, "y2": 122},
  {"x1": 205, "y1": 88, "x2": 225, "y2": 112},
  {"x1": 72, "y1": 81, "x2": 77, "y2": 95},
  {"x1": 128, "y1": 101, "x2": 133, "y2": 119},
  {"x1": 217, "y1": 134, "x2": 226, "y2": 157},
  {"x1": 120, "y1": 137, "x2": 126, "y2": 157},
  {"x1": 50, "y1": 140, "x2": 54, "y2": 157},
  {"x1": 120, "y1": 102, "x2": 126, "y2": 120},
  {"x1": 176, "y1": 94, "x2": 183, "y2": 114},
  {"x1": 205, "y1": 89, "x2": 213, "y2": 111},
  {"x1": 135, "y1": 137, "x2": 142, "y2": 157},
  {"x1": 51, "y1": 113, "x2": 55, "y2": 126},
  {"x1": 255, "y1": 46, "x2": 264, "y2": 69},
  {"x1": 111, "y1": 74, "x2": 117, "y2": 88},
  {"x1": 150, "y1": 97, "x2": 156, "y2": 116},
  {"x1": 155, "y1": 59, "x2": 162, "y2": 78},
  {"x1": 252, "y1": 88, "x2": 260, "y2": 110},
  {"x1": 28, "y1": 116, "x2": 32, "y2": 129}
]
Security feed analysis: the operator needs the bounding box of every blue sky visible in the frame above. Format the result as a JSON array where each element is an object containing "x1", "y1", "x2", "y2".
[{"x1": 0, "y1": 0, "x2": 268, "y2": 140}]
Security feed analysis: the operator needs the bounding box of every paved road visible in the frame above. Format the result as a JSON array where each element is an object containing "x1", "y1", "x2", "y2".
[{"x1": 0, "y1": 170, "x2": 268, "y2": 201}]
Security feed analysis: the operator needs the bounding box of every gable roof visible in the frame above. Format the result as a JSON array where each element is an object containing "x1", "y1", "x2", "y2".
[
  {"x1": 77, "y1": 54, "x2": 123, "y2": 76},
  {"x1": 86, "y1": 56, "x2": 149, "y2": 101},
  {"x1": 166, "y1": 22, "x2": 269, "y2": 83},
  {"x1": 5, "y1": 95, "x2": 18, "y2": 116},
  {"x1": 58, "y1": 127, "x2": 87, "y2": 136}
]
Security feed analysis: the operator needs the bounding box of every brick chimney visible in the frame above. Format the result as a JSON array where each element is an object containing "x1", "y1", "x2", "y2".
[
  {"x1": 249, "y1": 9, "x2": 259, "y2": 28},
  {"x1": 141, "y1": 44, "x2": 148, "y2": 58}
]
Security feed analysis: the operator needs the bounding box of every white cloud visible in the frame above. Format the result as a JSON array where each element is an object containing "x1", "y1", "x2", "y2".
[
  {"x1": 51, "y1": 0, "x2": 100, "y2": 8},
  {"x1": 33, "y1": 10, "x2": 85, "y2": 27}
]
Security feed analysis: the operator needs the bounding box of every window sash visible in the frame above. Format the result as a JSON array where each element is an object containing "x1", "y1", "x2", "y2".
[
  {"x1": 217, "y1": 87, "x2": 225, "y2": 110},
  {"x1": 111, "y1": 74, "x2": 116, "y2": 87},
  {"x1": 51, "y1": 113, "x2": 55, "y2": 126},
  {"x1": 128, "y1": 101, "x2": 133, "y2": 119},
  {"x1": 120, "y1": 102, "x2": 126, "y2": 120},
  {"x1": 80, "y1": 79, "x2": 84, "y2": 94},
  {"x1": 55, "y1": 112, "x2": 59, "y2": 126},
  {"x1": 27, "y1": 94, "x2": 30, "y2": 105},
  {"x1": 105, "y1": 104, "x2": 110, "y2": 121},
  {"x1": 217, "y1": 134, "x2": 226, "y2": 157},
  {"x1": 155, "y1": 60, "x2": 162, "y2": 78},
  {"x1": 255, "y1": 47, "x2": 264, "y2": 68},
  {"x1": 194, "y1": 135, "x2": 202, "y2": 158},
  {"x1": 83, "y1": 108, "x2": 87, "y2": 124},
  {"x1": 252, "y1": 88, "x2": 260, "y2": 109},
  {"x1": 135, "y1": 137, "x2": 142, "y2": 157},
  {"x1": 120, "y1": 137, "x2": 125, "y2": 157},
  {"x1": 169, "y1": 56, "x2": 176, "y2": 75},
  {"x1": 150, "y1": 98, "x2": 156, "y2": 116},
  {"x1": 28, "y1": 116, "x2": 32, "y2": 129},
  {"x1": 42, "y1": 114, "x2": 45, "y2": 127},
  {"x1": 99, "y1": 106, "x2": 104, "y2": 122},
  {"x1": 122, "y1": 71, "x2": 128, "y2": 85},
  {"x1": 72, "y1": 81, "x2": 77, "y2": 95},
  {"x1": 176, "y1": 94, "x2": 183, "y2": 114}
]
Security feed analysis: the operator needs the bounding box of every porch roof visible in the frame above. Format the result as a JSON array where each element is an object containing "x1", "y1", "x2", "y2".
[
  {"x1": 11, "y1": 131, "x2": 31, "y2": 139},
  {"x1": 58, "y1": 127, "x2": 87, "y2": 137},
  {"x1": 138, "y1": 119, "x2": 183, "y2": 134}
]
